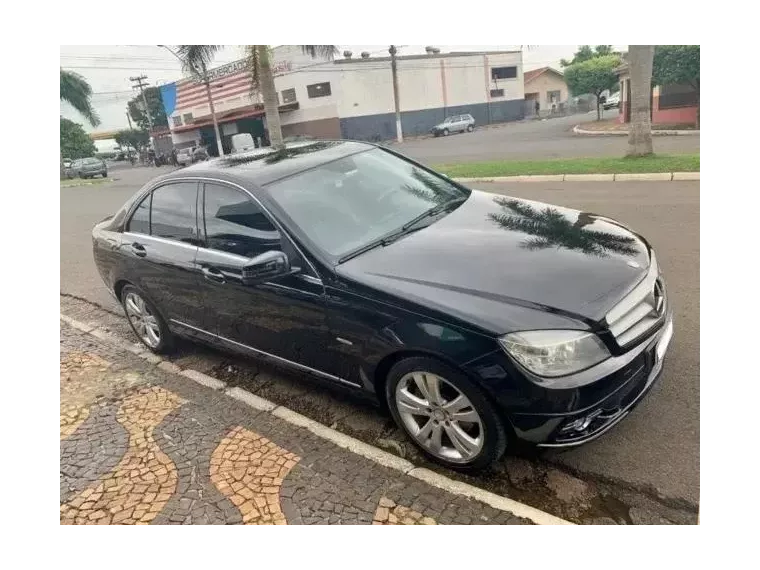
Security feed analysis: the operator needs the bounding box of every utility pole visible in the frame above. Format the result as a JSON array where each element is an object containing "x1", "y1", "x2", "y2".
[
  {"x1": 389, "y1": 45, "x2": 403, "y2": 143},
  {"x1": 125, "y1": 111, "x2": 133, "y2": 130},
  {"x1": 130, "y1": 75, "x2": 154, "y2": 151}
]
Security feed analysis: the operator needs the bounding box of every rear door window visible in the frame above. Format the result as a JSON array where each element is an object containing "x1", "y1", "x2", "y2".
[
  {"x1": 127, "y1": 194, "x2": 151, "y2": 235},
  {"x1": 149, "y1": 182, "x2": 199, "y2": 243}
]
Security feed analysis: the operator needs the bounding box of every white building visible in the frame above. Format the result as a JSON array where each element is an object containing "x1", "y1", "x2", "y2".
[{"x1": 160, "y1": 46, "x2": 525, "y2": 154}]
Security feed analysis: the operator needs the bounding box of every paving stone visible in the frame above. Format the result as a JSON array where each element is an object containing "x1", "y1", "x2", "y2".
[{"x1": 59, "y1": 318, "x2": 535, "y2": 526}]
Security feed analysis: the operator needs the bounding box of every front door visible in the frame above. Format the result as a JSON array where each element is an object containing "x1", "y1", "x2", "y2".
[
  {"x1": 121, "y1": 181, "x2": 204, "y2": 328},
  {"x1": 194, "y1": 182, "x2": 332, "y2": 373}
]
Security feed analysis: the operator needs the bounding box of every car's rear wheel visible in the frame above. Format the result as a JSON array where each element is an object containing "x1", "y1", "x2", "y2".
[
  {"x1": 466, "y1": 124, "x2": 474, "y2": 132},
  {"x1": 386, "y1": 356, "x2": 506, "y2": 471},
  {"x1": 443, "y1": 128, "x2": 449, "y2": 136},
  {"x1": 121, "y1": 285, "x2": 173, "y2": 353}
]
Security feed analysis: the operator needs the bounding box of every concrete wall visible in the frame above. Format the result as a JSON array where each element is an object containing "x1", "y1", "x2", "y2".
[
  {"x1": 524, "y1": 72, "x2": 568, "y2": 111},
  {"x1": 617, "y1": 80, "x2": 697, "y2": 126},
  {"x1": 340, "y1": 98, "x2": 524, "y2": 141},
  {"x1": 336, "y1": 51, "x2": 524, "y2": 140},
  {"x1": 652, "y1": 85, "x2": 698, "y2": 125},
  {"x1": 282, "y1": 117, "x2": 342, "y2": 139}
]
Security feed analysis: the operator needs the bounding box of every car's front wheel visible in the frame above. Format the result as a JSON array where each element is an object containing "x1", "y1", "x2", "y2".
[
  {"x1": 386, "y1": 356, "x2": 506, "y2": 471},
  {"x1": 466, "y1": 124, "x2": 474, "y2": 132},
  {"x1": 442, "y1": 128, "x2": 449, "y2": 136},
  {"x1": 121, "y1": 285, "x2": 173, "y2": 353}
]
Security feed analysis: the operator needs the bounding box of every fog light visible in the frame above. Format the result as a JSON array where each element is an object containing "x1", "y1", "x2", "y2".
[{"x1": 560, "y1": 410, "x2": 602, "y2": 433}]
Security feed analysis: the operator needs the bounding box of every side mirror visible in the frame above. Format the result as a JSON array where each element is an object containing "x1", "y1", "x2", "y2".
[{"x1": 242, "y1": 250, "x2": 294, "y2": 285}]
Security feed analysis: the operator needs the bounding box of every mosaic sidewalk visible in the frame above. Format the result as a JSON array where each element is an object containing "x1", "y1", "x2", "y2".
[{"x1": 60, "y1": 322, "x2": 531, "y2": 525}]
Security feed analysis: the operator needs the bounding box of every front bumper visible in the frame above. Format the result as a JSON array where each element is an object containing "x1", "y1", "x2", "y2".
[{"x1": 514, "y1": 313, "x2": 673, "y2": 447}]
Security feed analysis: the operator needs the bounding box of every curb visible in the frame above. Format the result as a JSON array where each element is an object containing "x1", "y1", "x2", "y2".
[
  {"x1": 60, "y1": 313, "x2": 572, "y2": 526},
  {"x1": 573, "y1": 124, "x2": 700, "y2": 136},
  {"x1": 453, "y1": 172, "x2": 698, "y2": 184}
]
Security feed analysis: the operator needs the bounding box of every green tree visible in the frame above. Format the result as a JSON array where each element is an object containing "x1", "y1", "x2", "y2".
[
  {"x1": 60, "y1": 118, "x2": 96, "y2": 160},
  {"x1": 127, "y1": 86, "x2": 168, "y2": 131},
  {"x1": 560, "y1": 45, "x2": 617, "y2": 67},
  {"x1": 564, "y1": 54, "x2": 621, "y2": 120},
  {"x1": 60, "y1": 69, "x2": 100, "y2": 127},
  {"x1": 115, "y1": 129, "x2": 150, "y2": 153},
  {"x1": 60, "y1": 69, "x2": 100, "y2": 176},
  {"x1": 653, "y1": 45, "x2": 700, "y2": 128}
]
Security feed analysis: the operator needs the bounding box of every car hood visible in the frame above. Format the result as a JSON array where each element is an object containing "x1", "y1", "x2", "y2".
[{"x1": 336, "y1": 190, "x2": 651, "y2": 334}]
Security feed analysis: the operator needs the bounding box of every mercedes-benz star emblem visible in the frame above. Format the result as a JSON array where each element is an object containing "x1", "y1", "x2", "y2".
[{"x1": 653, "y1": 280, "x2": 665, "y2": 315}]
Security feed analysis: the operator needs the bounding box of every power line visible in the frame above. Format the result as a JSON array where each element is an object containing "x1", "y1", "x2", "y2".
[{"x1": 129, "y1": 74, "x2": 154, "y2": 132}]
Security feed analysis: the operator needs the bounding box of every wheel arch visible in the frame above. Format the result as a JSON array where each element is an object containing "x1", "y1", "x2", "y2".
[{"x1": 372, "y1": 348, "x2": 517, "y2": 436}]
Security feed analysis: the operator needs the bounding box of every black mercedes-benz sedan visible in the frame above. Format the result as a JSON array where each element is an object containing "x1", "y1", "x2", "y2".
[{"x1": 92, "y1": 140, "x2": 673, "y2": 471}]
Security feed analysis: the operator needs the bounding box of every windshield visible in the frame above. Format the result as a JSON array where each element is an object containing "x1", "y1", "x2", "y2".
[{"x1": 265, "y1": 148, "x2": 469, "y2": 258}]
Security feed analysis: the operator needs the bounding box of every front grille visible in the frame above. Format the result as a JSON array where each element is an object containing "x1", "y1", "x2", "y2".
[{"x1": 606, "y1": 252, "x2": 667, "y2": 348}]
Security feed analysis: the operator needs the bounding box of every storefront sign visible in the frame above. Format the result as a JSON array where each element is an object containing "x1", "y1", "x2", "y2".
[{"x1": 194, "y1": 59, "x2": 292, "y2": 84}]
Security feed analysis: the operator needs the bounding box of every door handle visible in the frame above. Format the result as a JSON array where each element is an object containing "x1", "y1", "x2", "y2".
[
  {"x1": 201, "y1": 266, "x2": 226, "y2": 284},
  {"x1": 130, "y1": 242, "x2": 147, "y2": 257}
]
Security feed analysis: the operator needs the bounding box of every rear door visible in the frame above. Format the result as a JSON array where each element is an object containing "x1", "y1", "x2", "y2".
[{"x1": 121, "y1": 181, "x2": 204, "y2": 328}]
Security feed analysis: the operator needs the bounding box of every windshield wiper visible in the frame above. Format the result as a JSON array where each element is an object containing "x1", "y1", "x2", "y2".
[
  {"x1": 401, "y1": 197, "x2": 467, "y2": 231},
  {"x1": 338, "y1": 197, "x2": 467, "y2": 264}
]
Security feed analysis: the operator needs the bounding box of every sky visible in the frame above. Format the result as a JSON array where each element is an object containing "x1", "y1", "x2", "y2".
[{"x1": 60, "y1": 45, "x2": 626, "y2": 133}]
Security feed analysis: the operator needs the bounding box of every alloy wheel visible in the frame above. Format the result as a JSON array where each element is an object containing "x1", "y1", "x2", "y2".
[
  {"x1": 124, "y1": 292, "x2": 161, "y2": 348},
  {"x1": 395, "y1": 371, "x2": 484, "y2": 463}
]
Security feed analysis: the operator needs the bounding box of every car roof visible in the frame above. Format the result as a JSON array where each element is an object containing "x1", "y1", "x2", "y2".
[{"x1": 174, "y1": 140, "x2": 375, "y2": 187}]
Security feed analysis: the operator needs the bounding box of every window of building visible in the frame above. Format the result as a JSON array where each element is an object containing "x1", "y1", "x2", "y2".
[
  {"x1": 490, "y1": 88, "x2": 505, "y2": 98},
  {"x1": 491, "y1": 66, "x2": 517, "y2": 80},
  {"x1": 150, "y1": 183, "x2": 198, "y2": 243},
  {"x1": 306, "y1": 82, "x2": 332, "y2": 98},
  {"x1": 203, "y1": 184, "x2": 281, "y2": 258},
  {"x1": 172, "y1": 115, "x2": 182, "y2": 127},
  {"x1": 182, "y1": 113, "x2": 193, "y2": 124},
  {"x1": 547, "y1": 90, "x2": 561, "y2": 103},
  {"x1": 282, "y1": 88, "x2": 297, "y2": 104},
  {"x1": 127, "y1": 194, "x2": 151, "y2": 235},
  {"x1": 659, "y1": 83, "x2": 698, "y2": 109}
]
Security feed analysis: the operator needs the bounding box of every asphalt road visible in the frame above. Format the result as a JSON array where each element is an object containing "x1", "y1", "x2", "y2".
[
  {"x1": 60, "y1": 166, "x2": 699, "y2": 506},
  {"x1": 392, "y1": 113, "x2": 700, "y2": 164}
]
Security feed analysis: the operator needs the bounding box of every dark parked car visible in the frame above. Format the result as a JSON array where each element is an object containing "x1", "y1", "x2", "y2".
[
  {"x1": 69, "y1": 157, "x2": 107, "y2": 179},
  {"x1": 92, "y1": 141, "x2": 673, "y2": 470}
]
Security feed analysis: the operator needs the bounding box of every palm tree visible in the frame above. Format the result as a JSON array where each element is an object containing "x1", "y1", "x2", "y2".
[
  {"x1": 60, "y1": 69, "x2": 100, "y2": 177},
  {"x1": 60, "y1": 69, "x2": 100, "y2": 127},
  {"x1": 244, "y1": 45, "x2": 337, "y2": 149},
  {"x1": 175, "y1": 45, "x2": 225, "y2": 157},
  {"x1": 488, "y1": 197, "x2": 638, "y2": 258},
  {"x1": 626, "y1": 45, "x2": 655, "y2": 157}
]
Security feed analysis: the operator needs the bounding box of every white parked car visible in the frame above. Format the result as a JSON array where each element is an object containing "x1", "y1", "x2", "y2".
[{"x1": 603, "y1": 92, "x2": 620, "y2": 110}]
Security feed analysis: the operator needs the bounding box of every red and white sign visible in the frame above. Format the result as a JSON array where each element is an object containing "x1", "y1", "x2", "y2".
[{"x1": 175, "y1": 59, "x2": 292, "y2": 115}]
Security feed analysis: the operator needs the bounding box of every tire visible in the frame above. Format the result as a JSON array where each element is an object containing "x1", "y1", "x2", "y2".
[
  {"x1": 120, "y1": 284, "x2": 174, "y2": 354},
  {"x1": 466, "y1": 125, "x2": 474, "y2": 132},
  {"x1": 385, "y1": 356, "x2": 506, "y2": 471},
  {"x1": 103, "y1": 171, "x2": 108, "y2": 178},
  {"x1": 442, "y1": 128, "x2": 449, "y2": 136}
]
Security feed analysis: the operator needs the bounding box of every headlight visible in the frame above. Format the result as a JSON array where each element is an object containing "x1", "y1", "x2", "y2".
[{"x1": 498, "y1": 330, "x2": 610, "y2": 379}]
